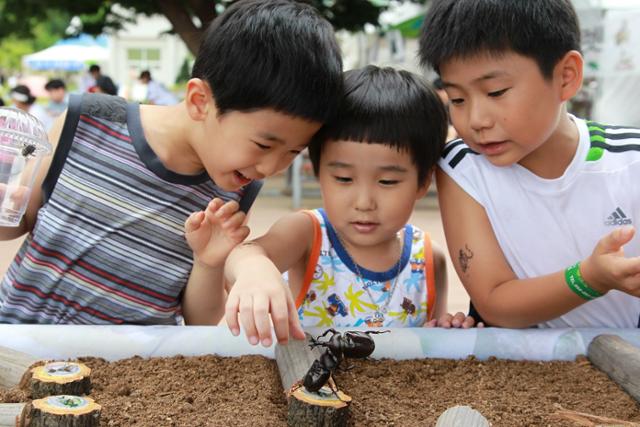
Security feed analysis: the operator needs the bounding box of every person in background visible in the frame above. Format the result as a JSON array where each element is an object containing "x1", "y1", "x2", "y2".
[
  {"x1": 44, "y1": 79, "x2": 68, "y2": 119},
  {"x1": 92, "y1": 75, "x2": 118, "y2": 96},
  {"x1": 9, "y1": 85, "x2": 53, "y2": 131},
  {"x1": 87, "y1": 65, "x2": 118, "y2": 96},
  {"x1": 139, "y1": 70, "x2": 179, "y2": 105}
]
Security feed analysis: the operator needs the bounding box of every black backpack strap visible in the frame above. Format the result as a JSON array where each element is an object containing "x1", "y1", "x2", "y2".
[
  {"x1": 238, "y1": 180, "x2": 264, "y2": 213},
  {"x1": 41, "y1": 94, "x2": 83, "y2": 204}
]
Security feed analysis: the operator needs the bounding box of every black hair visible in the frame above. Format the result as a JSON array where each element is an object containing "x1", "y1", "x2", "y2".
[
  {"x1": 95, "y1": 76, "x2": 117, "y2": 96},
  {"x1": 89, "y1": 64, "x2": 101, "y2": 73},
  {"x1": 191, "y1": 0, "x2": 342, "y2": 123},
  {"x1": 45, "y1": 79, "x2": 66, "y2": 91},
  {"x1": 10, "y1": 85, "x2": 36, "y2": 105},
  {"x1": 419, "y1": 0, "x2": 581, "y2": 78},
  {"x1": 308, "y1": 65, "x2": 448, "y2": 186},
  {"x1": 139, "y1": 70, "x2": 151, "y2": 80}
]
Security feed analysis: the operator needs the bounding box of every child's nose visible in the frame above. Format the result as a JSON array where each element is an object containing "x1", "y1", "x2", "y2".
[
  {"x1": 354, "y1": 186, "x2": 376, "y2": 211},
  {"x1": 256, "y1": 155, "x2": 281, "y2": 178},
  {"x1": 469, "y1": 100, "x2": 493, "y2": 132}
]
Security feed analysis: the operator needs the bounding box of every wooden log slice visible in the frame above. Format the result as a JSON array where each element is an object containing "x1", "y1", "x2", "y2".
[
  {"x1": 29, "y1": 362, "x2": 91, "y2": 399},
  {"x1": 288, "y1": 382, "x2": 351, "y2": 427},
  {"x1": 19, "y1": 395, "x2": 101, "y2": 427},
  {"x1": 276, "y1": 334, "x2": 352, "y2": 427},
  {"x1": 587, "y1": 334, "x2": 640, "y2": 404}
]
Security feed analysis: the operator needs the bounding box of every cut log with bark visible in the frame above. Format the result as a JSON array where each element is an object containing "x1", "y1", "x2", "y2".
[
  {"x1": 18, "y1": 395, "x2": 101, "y2": 427},
  {"x1": 276, "y1": 333, "x2": 351, "y2": 427},
  {"x1": 0, "y1": 403, "x2": 26, "y2": 427},
  {"x1": 551, "y1": 404, "x2": 640, "y2": 426},
  {"x1": 435, "y1": 405, "x2": 490, "y2": 427},
  {"x1": 29, "y1": 362, "x2": 92, "y2": 399},
  {"x1": 0, "y1": 346, "x2": 39, "y2": 389},
  {"x1": 587, "y1": 334, "x2": 640, "y2": 403}
]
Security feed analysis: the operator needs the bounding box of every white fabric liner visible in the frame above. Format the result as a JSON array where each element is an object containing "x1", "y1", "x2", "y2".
[{"x1": 1, "y1": 325, "x2": 638, "y2": 362}]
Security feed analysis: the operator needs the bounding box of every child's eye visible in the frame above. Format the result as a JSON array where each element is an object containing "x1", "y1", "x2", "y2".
[
  {"x1": 379, "y1": 180, "x2": 399, "y2": 186},
  {"x1": 488, "y1": 88, "x2": 510, "y2": 98},
  {"x1": 289, "y1": 150, "x2": 302, "y2": 155},
  {"x1": 450, "y1": 98, "x2": 464, "y2": 105},
  {"x1": 334, "y1": 176, "x2": 352, "y2": 183},
  {"x1": 254, "y1": 142, "x2": 271, "y2": 150}
]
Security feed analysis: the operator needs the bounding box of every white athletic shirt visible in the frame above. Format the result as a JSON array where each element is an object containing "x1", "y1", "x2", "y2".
[{"x1": 440, "y1": 116, "x2": 640, "y2": 328}]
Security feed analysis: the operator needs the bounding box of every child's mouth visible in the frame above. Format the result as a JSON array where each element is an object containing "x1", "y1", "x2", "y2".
[
  {"x1": 352, "y1": 222, "x2": 378, "y2": 233},
  {"x1": 234, "y1": 171, "x2": 252, "y2": 185}
]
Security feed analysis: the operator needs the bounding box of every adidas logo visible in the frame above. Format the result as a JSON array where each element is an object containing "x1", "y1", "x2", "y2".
[{"x1": 605, "y1": 207, "x2": 632, "y2": 226}]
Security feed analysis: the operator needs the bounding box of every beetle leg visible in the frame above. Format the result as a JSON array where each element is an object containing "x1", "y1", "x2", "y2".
[
  {"x1": 317, "y1": 328, "x2": 338, "y2": 339},
  {"x1": 338, "y1": 363, "x2": 355, "y2": 371},
  {"x1": 327, "y1": 377, "x2": 348, "y2": 403},
  {"x1": 308, "y1": 338, "x2": 329, "y2": 350},
  {"x1": 364, "y1": 329, "x2": 391, "y2": 335}
]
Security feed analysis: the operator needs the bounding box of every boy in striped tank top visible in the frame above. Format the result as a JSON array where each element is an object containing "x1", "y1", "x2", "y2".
[
  {"x1": 0, "y1": 0, "x2": 342, "y2": 325},
  {"x1": 419, "y1": 0, "x2": 640, "y2": 328},
  {"x1": 197, "y1": 66, "x2": 480, "y2": 347}
]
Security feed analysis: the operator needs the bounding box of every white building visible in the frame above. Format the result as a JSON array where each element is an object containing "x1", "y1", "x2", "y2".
[{"x1": 105, "y1": 12, "x2": 189, "y2": 99}]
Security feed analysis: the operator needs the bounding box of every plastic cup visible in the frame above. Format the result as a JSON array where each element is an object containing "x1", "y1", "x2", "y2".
[{"x1": 0, "y1": 108, "x2": 51, "y2": 227}]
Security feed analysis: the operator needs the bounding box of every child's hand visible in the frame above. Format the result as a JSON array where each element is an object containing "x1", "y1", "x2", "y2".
[
  {"x1": 581, "y1": 226, "x2": 640, "y2": 296},
  {"x1": 424, "y1": 312, "x2": 484, "y2": 328},
  {"x1": 185, "y1": 198, "x2": 250, "y2": 268},
  {"x1": 225, "y1": 257, "x2": 305, "y2": 347}
]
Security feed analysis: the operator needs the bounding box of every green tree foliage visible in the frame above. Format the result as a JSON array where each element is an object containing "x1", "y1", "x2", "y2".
[
  {"x1": 0, "y1": 0, "x2": 386, "y2": 56},
  {"x1": 0, "y1": 8, "x2": 71, "y2": 71}
]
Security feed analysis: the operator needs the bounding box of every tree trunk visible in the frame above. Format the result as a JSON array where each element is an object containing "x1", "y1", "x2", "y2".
[
  {"x1": 587, "y1": 334, "x2": 640, "y2": 403},
  {"x1": 0, "y1": 403, "x2": 25, "y2": 427},
  {"x1": 157, "y1": 0, "x2": 205, "y2": 55},
  {"x1": 0, "y1": 346, "x2": 39, "y2": 389}
]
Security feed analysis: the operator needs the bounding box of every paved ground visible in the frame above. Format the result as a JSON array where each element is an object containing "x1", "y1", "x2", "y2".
[{"x1": 0, "y1": 180, "x2": 470, "y2": 317}]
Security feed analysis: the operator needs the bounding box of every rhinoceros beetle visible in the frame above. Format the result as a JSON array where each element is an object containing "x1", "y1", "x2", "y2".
[{"x1": 302, "y1": 329, "x2": 389, "y2": 394}]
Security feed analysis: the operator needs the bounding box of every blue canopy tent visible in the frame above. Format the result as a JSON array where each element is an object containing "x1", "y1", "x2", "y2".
[{"x1": 23, "y1": 35, "x2": 109, "y2": 72}]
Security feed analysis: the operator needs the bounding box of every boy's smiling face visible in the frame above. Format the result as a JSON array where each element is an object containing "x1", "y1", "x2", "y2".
[
  {"x1": 185, "y1": 78, "x2": 321, "y2": 191},
  {"x1": 206, "y1": 109, "x2": 320, "y2": 191},
  {"x1": 440, "y1": 51, "x2": 581, "y2": 173}
]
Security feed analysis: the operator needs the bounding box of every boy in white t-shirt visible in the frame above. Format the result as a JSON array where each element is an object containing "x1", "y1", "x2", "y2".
[{"x1": 419, "y1": 0, "x2": 640, "y2": 328}]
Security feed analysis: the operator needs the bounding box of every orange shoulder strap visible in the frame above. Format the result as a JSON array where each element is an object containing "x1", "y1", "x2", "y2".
[
  {"x1": 295, "y1": 210, "x2": 322, "y2": 308},
  {"x1": 424, "y1": 232, "x2": 436, "y2": 321}
]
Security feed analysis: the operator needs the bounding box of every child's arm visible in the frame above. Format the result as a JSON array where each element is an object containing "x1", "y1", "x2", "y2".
[
  {"x1": 425, "y1": 243, "x2": 480, "y2": 328},
  {"x1": 224, "y1": 211, "x2": 315, "y2": 346},
  {"x1": 0, "y1": 111, "x2": 66, "y2": 240},
  {"x1": 182, "y1": 199, "x2": 250, "y2": 325},
  {"x1": 437, "y1": 168, "x2": 640, "y2": 327}
]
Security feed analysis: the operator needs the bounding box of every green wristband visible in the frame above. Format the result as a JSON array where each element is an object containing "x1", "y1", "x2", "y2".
[{"x1": 565, "y1": 262, "x2": 602, "y2": 300}]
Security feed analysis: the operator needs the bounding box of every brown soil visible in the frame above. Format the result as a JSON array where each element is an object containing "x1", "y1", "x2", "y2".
[{"x1": 2, "y1": 355, "x2": 638, "y2": 426}]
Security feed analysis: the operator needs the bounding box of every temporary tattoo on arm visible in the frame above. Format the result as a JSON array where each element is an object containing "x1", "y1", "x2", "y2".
[{"x1": 458, "y1": 244, "x2": 474, "y2": 274}]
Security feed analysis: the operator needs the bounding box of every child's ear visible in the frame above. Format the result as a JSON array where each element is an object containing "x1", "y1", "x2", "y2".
[
  {"x1": 185, "y1": 78, "x2": 215, "y2": 121},
  {"x1": 556, "y1": 50, "x2": 584, "y2": 102},
  {"x1": 416, "y1": 167, "x2": 435, "y2": 200}
]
